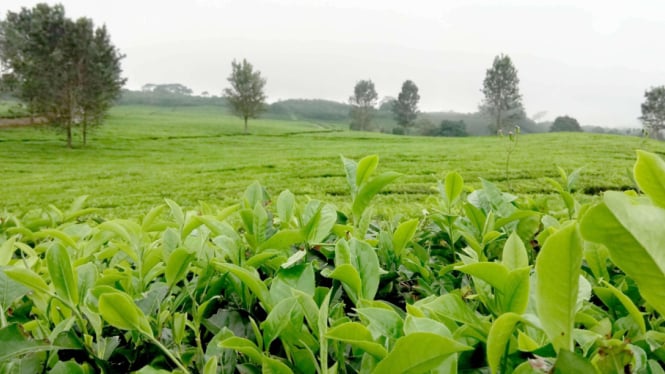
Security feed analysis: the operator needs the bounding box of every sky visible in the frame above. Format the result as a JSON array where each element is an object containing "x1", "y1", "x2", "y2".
[{"x1": 3, "y1": 0, "x2": 665, "y2": 127}]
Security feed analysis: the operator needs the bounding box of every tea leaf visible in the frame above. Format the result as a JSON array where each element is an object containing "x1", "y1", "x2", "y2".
[
  {"x1": 99, "y1": 292, "x2": 153, "y2": 337},
  {"x1": 634, "y1": 150, "x2": 665, "y2": 208},
  {"x1": 535, "y1": 223, "x2": 582, "y2": 353},
  {"x1": 326, "y1": 322, "x2": 388, "y2": 359},
  {"x1": 46, "y1": 244, "x2": 78, "y2": 305}
]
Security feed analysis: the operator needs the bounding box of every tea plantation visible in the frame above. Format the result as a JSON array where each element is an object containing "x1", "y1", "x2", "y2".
[{"x1": 2, "y1": 106, "x2": 665, "y2": 373}]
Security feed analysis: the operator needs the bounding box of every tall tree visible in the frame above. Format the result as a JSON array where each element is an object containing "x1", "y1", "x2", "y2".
[
  {"x1": 0, "y1": 4, "x2": 125, "y2": 147},
  {"x1": 550, "y1": 115, "x2": 582, "y2": 132},
  {"x1": 639, "y1": 86, "x2": 665, "y2": 139},
  {"x1": 391, "y1": 80, "x2": 420, "y2": 133},
  {"x1": 349, "y1": 79, "x2": 378, "y2": 131},
  {"x1": 0, "y1": 4, "x2": 124, "y2": 147},
  {"x1": 480, "y1": 54, "x2": 524, "y2": 133},
  {"x1": 223, "y1": 59, "x2": 267, "y2": 134}
]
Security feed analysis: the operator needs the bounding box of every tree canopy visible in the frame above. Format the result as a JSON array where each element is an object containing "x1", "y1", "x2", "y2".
[
  {"x1": 349, "y1": 79, "x2": 378, "y2": 131},
  {"x1": 550, "y1": 115, "x2": 582, "y2": 132},
  {"x1": 0, "y1": 3, "x2": 125, "y2": 147},
  {"x1": 480, "y1": 54, "x2": 524, "y2": 133},
  {"x1": 640, "y1": 86, "x2": 665, "y2": 139},
  {"x1": 223, "y1": 58, "x2": 267, "y2": 134},
  {"x1": 391, "y1": 80, "x2": 420, "y2": 133}
]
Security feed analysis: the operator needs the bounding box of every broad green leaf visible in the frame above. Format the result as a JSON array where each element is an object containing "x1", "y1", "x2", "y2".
[
  {"x1": 0, "y1": 236, "x2": 16, "y2": 266},
  {"x1": 259, "y1": 229, "x2": 305, "y2": 252},
  {"x1": 356, "y1": 155, "x2": 379, "y2": 187},
  {"x1": 341, "y1": 155, "x2": 358, "y2": 197},
  {"x1": 415, "y1": 294, "x2": 486, "y2": 332},
  {"x1": 580, "y1": 191, "x2": 665, "y2": 316},
  {"x1": 583, "y1": 242, "x2": 610, "y2": 282},
  {"x1": 270, "y1": 263, "x2": 315, "y2": 302},
  {"x1": 444, "y1": 171, "x2": 464, "y2": 204},
  {"x1": 499, "y1": 267, "x2": 530, "y2": 314},
  {"x1": 50, "y1": 360, "x2": 87, "y2": 374},
  {"x1": 487, "y1": 312, "x2": 523, "y2": 374},
  {"x1": 0, "y1": 268, "x2": 29, "y2": 311},
  {"x1": 34, "y1": 229, "x2": 78, "y2": 251},
  {"x1": 46, "y1": 244, "x2": 78, "y2": 305},
  {"x1": 253, "y1": 202, "x2": 270, "y2": 244},
  {"x1": 220, "y1": 336, "x2": 263, "y2": 363},
  {"x1": 261, "y1": 297, "x2": 304, "y2": 348},
  {"x1": 322, "y1": 264, "x2": 362, "y2": 303},
  {"x1": 357, "y1": 307, "x2": 404, "y2": 341},
  {"x1": 371, "y1": 332, "x2": 471, "y2": 374},
  {"x1": 4, "y1": 267, "x2": 51, "y2": 295},
  {"x1": 326, "y1": 322, "x2": 388, "y2": 359},
  {"x1": 164, "y1": 198, "x2": 185, "y2": 228},
  {"x1": 553, "y1": 349, "x2": 599, "y2": 374},
  {"x1": 351, "y1": 239, "x2": 382, "y2": 301},
  {"x1": 0, "y1": 324, "x2": 78, "y2": 361},
  {"x1": 203, "y1": 356, "x2": 218, "y2": 374},
  {"x1": 456, "y1": 262, "x2": 509, "y2": 290},
  {"x1": 392, "y1": 219, "x2": 418, "y2": 260},
  {"x1": 244, "y1": 181, "x2": 266, "y2": 210},
  {"x1": 535, "y1": 223, "x2": 582, "y2": 353},
  {"x1": 502, "y1": 231, "x2": 529, "y2": 270},
  {"x1": 352, "y1": 171, "x2": 401, "y2": 219},
  {"x1": 276, "y1": 190, "x2": 296, "y2": 225},
  {"x1": 262, "y1": 355, "x2": 294, "y2": 374},
  {"x1": 302, "y1": 201, "x2": 337, "y2": 243},
  {"x1": 403, "y1": 315, "x2": 452, "y2": 337},
  {"x1": 598, "y1": 281, "x2": 646, "y2": 336},
  {"x1": 214, "y1": 262, "x2": 273, "y2": 311},
  {"x1": 634, "y1": 150, "x2": 665, "y2": 208},
  {"x1": 99, "y1": 292, "x2": 153, "y2": 337},
  {"x1": 165, "y1": 248, "x2": 195, "y2": 287}
]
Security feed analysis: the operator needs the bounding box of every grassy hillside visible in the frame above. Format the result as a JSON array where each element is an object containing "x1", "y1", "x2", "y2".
[{"x1": 0, "y1": 105, "x2": 661, "y2": 217}]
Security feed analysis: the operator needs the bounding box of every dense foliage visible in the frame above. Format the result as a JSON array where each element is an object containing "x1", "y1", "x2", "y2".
[
  {"x1": 480, "y1": 54, "x2": 524, "y2": 134},
  {"x1": 391, "y1": 80, "x2": 420, "y2": 132},
  {"x1": 349, "y1": 80, "x2": 378, "y2": 131},
  {"x1": 2, "y1": 151, "x2": 665, "y2": 373},
  {"x1": 550, "y1": 116, "x2": 582, "y2": 132},
  {"x1": 0, "y1": 3, "x2": 125, "y2": 147},
  {"x1": 640, "y1": 86, "x2": 665, "y2": 139},
  {"x1": 223, "y1": 59, "x2": 267, "y2": 134}
]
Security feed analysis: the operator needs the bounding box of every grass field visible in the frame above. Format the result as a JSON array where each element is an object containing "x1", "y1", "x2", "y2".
[{"x1": 1, "y1": 105, "x2": 662, "y2": 218}]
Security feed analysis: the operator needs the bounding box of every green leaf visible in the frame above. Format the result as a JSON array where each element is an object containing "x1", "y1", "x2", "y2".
[
  {"x1": 456, "y1": 262, "x2": 509, "y2": 290},
  {"x1": 341, "y1": 155, "x2": 358, "y2": 197},
  {"x1": 164, "y1": 198, "x2": 185, "y2": 228},
  {"x1": 0, "y1": 324, "x2": 79, "y2": 361},
  {"x1": 356, "y1": 307, "x2": 404, "y2": 341},
  {"x1": 392, "y1": 219, "x2": 418, "y2": 260},
  {"x1": 165, "y1": 248, "x2": 195, "y2": 287},
  {"x1": 46, "y1": 244, "x2": 78, "y2": 305},
  {"x1": 553, "y1": 349, "x2": 599, "y2": 374},
  {"x1": 352, "y1": 171, "x2": 401, "y2": 219},
  {"x1": 261, "y1": 297, "x2": 304, "y2": 348},
  {"x1": 322, "y1": 264, "x2": 362, "y2": 303},
  {"x1": 0, "y1": 236, "x2": 16, "y2": 266},
  {"x1": 598, "y1": 281, "x2": 646, "y2": 336},
  {"x1": 351, "y1": 239, "x2": 382, "y2": 301},
  {"x1": 403, "y1": 315, "x2": 452, "y2": 337},
  {"x1": 499, "y1": 267, "x2": 530, "y2": 314},
  {"x1": 0, "y1": 268, "x2": 29, "y2": 311},
  {"x1": 270, "y1": 263, "x2": 315, "y2": 302},
  {"x1": 580, "y1": 191, "x2": 665, "y2": 317},
  {"x1": 262, "y1": 355, "x2": 294, "y2": 374},
  {"x1": 371, "y1": 332, "x2": 471, "y2": 374},
  {"x1": 4, "y1": 267, "x2": 51, "y2": 295},
  {"x1": 487, "y1": 312, "x2": 523, "y2": 374},
  {"x1": 326, "y1": 322, "x2": 388, "y2": 359},
  {"x1": 50, "y1": 360, "x2": 87, "y2": 374},
  {"x1": 259, "y1": 229, "x2": 305, "y2": 252},
  {"x1": 214, "y1": 262, "x2": 273, "y2": 311},
  {"x1": 220, "y1": 336, "x2": 263, "y2": 363},
  {"x1": 444, "y1": 171, "x2": 464, "y2": 204},
  {"x1": 356, "y1": 155, "x2": 379, "y2": 187},
  {"x1": 535, "y1": 223, "x2": 583, "y2": 353},
  {"x1": 502, "y1": 231, "x2": 529, "y2": 270},
  {"x1": 276, "y1": 190, "x2": 296, "y2": 225},
  {"x1": 99, "y1": 292, "x2": 153, "y2": 337},
  {"x1": 634, "y1": 150, "x2": 665, "y2": 208}
]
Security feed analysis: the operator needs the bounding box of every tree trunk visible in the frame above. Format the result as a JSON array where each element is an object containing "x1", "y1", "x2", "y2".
[
  {"x1": 66, "y1": 123, "x2": 72, "y2": 148},
  {"x1": 244, "y1": 116, "x2": 248, "y2": 134},
  {"x1": 496, "y1": 111, "x2": 502, "y2": 134},
  {"x1": 82, "y1": 112, "x2": 88, "y2": 146}
]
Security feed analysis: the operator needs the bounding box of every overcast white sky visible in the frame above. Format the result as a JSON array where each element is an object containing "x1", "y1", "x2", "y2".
[{"x1": 3, "y1": 0, "x2": 665, "y2": 127}]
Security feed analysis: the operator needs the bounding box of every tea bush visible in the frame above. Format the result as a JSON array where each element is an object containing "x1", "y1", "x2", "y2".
[{"x1": 1, "y1": 152, "x2": 665, "y2": 373}]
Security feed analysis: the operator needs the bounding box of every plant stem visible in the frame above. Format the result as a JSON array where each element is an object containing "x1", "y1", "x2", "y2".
[{"x1": 148, "y1": 335, "x2": 190, "y2": 374}]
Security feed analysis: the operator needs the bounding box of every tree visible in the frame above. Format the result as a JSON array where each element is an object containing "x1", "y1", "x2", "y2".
[
  {"x1": 639, "y1": 86, "x2": 665, "y2": 139},
  {"x1": 0, "y1": 4, "x2": 124, "y2": 147},
  {"x1": 480, "y1": 54, "x2": 524, "y2": 133},
  {"x1": 391, "y1": 80, "x2": 420, "y2": 133},
  {"x1": 423, "y1": 119, "x2": 468, "y2": 137},
  {"x1": 349, "y1": 80, "x2": 378, "y2": 131},
  {"x1": 550, "y1": 115, "x2": 582, "y2": 132},
  {"x1": 223, "y1": 59, "x2": 267, "y2": 134}
]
